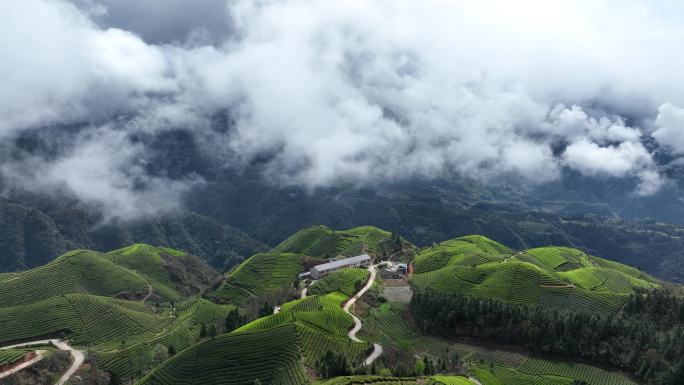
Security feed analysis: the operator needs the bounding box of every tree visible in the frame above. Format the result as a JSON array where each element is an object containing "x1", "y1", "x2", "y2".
[
  {"x1": 258, "y1": 302, "x2": 273, "y2": 317},
  {"x1": 208, "y1": 324, "x2": 217, "y2": 338},
  {"x1": 315, "y1": 350, "x2": 350, "y2": 377},
  {"x1": 200, "y1": 323, "x2": 207, "y2": 338},
  {"x1": 109, "y1": 372, "x2": 122, "y2": 385},
  {"x1": 225, "y1": 308, "x2": 246, "y2": 332},
  {"x1": 168, "y1": 345, "x2": 176, "y2": 357},
  {"x1": 414, "y1": 357, "x2": 426, "y2": 376}
]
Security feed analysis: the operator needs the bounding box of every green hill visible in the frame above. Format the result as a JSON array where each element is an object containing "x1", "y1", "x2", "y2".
[
  {"x1": 207, "y1": 252, "x2": 304, "y2": 305},
  {"x1": 105, "y1": 244, "x2": 219, "y2": 298},
  {"x1": 274, "y1": 225, "x2": 403, "y2": 259},
  {"x1": 240, "y1": 292, "x2": 370, "y2": 367},
  {"x1": 0, "y1": 294, "x2": 163, "y2": 347},
  {"x1": 316, "y1": 376, "x2": 420, "y2": 385},
  {"x1": 0, "y1": 245, "x2": 219, "y2": 307},
  {"x1": 309, "y1": 268, "x2": 370, "y2": 297},
  {"x1": 411, "y1": 236, "x2": 660, "y2": 314},
  {"x1": 137, "y1": 323, "x2": 307, "y2": 385},
  {"x1": 139, "y1": 289, "x2": 368, "y2": 385}
]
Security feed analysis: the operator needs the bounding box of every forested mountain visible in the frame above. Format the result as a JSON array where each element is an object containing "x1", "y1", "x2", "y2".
[{"x1": 4, "y1": 172, "x2": 684, "y2": 283}]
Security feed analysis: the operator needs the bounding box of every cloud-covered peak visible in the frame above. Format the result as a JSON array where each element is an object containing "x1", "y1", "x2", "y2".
[{"x1": 3, "y1": 0, "x2": 684, "y2": 219}]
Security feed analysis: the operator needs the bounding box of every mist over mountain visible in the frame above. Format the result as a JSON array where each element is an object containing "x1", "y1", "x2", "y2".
[
  {"x1": 5, "y1": 3, "x2": 684, "y2": 385},
  {"x1": 2, "y1": 0, "x2": 684, "y2": 277},
  {"x1": 2, "y1": 0, "x2": 684, "y2": 224}
]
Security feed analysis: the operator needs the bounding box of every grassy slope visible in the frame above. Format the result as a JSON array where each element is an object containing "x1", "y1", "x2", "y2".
[
  {"x1": 0, "y1": 294, "x2": 163, "y2": 347},
  {"x1": 136, "y1": 323, "x2": 308, "y2": 385},
  {"x1": 105, "y1": 244, "x2": 220, "y2": 299},
  {"x1": 207, "y1": 252, "x2": 303, "y2": 305},
  {"x1": 316, "y1": 376, "x2": 419, "y2": 385},
  {"x1": 0, "y1": 244, "x2": 231, "y2": 380},
  {"x1": 99, "y1": 298, "x2": 236, "y2": 379},
  {"x1": 309, "y1": 268, "x2": 370, "y2": 297},
  {"x1": 0, "y1": 250, "x2": 150, "y2": 307},
  {"x1": 243, "y1": 292, "x2": 370, "y2": 367},
  {"x1": 138, "y1": 291, "x2": 368, "y2": 385},
  {"x1": 411, "y1": 236, "x2": 660, "y2": 314},
  {"x1": 274, "y1": 225, "x2": 395, "y2": 258},
  {"x1": 0, "y1": 349, "x2": 26, "y2": 366},
  {"x1": 0, "y1": 244, "x2": 218, "y2": 308}
]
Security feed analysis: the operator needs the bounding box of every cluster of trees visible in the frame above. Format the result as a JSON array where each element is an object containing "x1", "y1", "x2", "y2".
[
  {"x1": 314, "y1": 349, "x2": 452, "y2": 378},
  {"x1": 315, "y1": 350, "x2": 352, "y2": 377},
  {"x1": 410, "y1": 290, "x2": 684, "y2": 385}
]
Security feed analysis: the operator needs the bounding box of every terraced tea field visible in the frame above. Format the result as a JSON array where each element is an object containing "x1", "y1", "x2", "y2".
[
  {"x1": 426, "y1": 376, "x2": 475, "y2": 385},
  {"x1": 0, "y1": 250, "x2": 150, "y2": 307},
  {"x1": 0, "y1": 294, "x2": 165, "y2": 347},
  {"x1": 137, "y1": 323, "x2": 308, "y2": 385},
  {"x1": 208, "y1": 252, "x2": 303, "y2": 304},
  {"x1": 517, "y1": 358, "x2": 636, "y2": 385},
  {"x1": 310, "y1": 268, "x2": 370, "y2": 296},
  {"x1": 411, "y1": 237, "x2": 660, "y2": 314},
  {"x1": 317, "y1": 376, "x2": 419, "y2": 385},
  {"x1": 99, "y1": 299, "x2": 236, "y2": 379},
  {"x1": 274, "y1": 225, "x2": 397, "y2": 258},
  {"x1": 0, "y1": 349, "x2": 26, "y2": 366}
]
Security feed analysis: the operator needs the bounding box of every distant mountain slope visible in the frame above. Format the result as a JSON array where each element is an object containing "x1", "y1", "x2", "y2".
[
  {"x1": 0, "y1": 196, "x2": 268, "y2": 272},
  {"x1": 411, "y1": 236, "x2": 660, "y2": 314}
]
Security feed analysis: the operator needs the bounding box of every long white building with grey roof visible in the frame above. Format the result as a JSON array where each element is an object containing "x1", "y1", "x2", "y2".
[{"x1": 310, "y1": 254, "x2": 371, "y2": 279}]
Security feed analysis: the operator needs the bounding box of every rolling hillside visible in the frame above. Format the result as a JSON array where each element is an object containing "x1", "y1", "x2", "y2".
[
  {"x1": 0, "y1": 228, "x2": 677, "y2": 385},
  {"x1": 0, "y1": 245, "x2": 219, "y2": 308},
  {"x1": 206, "y1": 252, "x2": 304, "y2": 305},
  {"x1": 274, "y1": 225, "x2": 405, "y2": 259},
  {"x1": 309, "y1": 268, "x2": 370, "y2": 297},
  {"x1": 139, "y1": 287, "x2": 370, "y2": 385},
  {"x1": 411, "y1": 236, "x2": 660, "y2": 314},
  {"x1": 137, "y1": 323, "x2": 308, "y2": 385}
]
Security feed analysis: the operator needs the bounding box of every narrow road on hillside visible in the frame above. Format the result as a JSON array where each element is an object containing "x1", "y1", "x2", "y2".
[
  {"x1": 0, "y1": 350, "x2": 45, "y2": 380},
  {"x1": 0, "y1": 339, "x2": 84, "y2": 385},
  {"x1": 301, "y1": 287, "x2": 308, "y2": 299},
  {"x1": 342, "y1": 264, "x2": 383, "y2": 366},
  {"x1": 141, "y1": 283, "x2": 154, "y2": 302},
  {"x1": 52, "y1": 340, "x2": 84, "y2": 385}
]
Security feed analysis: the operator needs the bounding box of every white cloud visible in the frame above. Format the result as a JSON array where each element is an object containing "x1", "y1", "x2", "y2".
[
  {"x1": 653, "y1": 103, "x2": 684, "y2": 155},
  {"x1": 5, "y1": 0, "x2": 684, "y2": 218},
  {"x1": 562, "y1": 140, "x2": 655, "y2": 178}
]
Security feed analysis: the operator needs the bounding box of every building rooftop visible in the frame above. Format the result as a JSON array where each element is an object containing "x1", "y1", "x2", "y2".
[{"x1": 311, "y1": 254, "x2": 371, "y2": 272}]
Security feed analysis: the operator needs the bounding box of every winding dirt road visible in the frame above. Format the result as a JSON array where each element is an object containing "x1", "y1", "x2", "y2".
[
  {"x1": 0, "y1": 350, "x2": 45, "y2": 380},
  {"x1": 342, "y1": 265, "x2": 383, "y2": 365},
  {"x1": 141, "y1": 283, "x2": 154, "y2": 302},
  {"x1": 0, "y1": 339, "x2": 84, "y2": 385}
]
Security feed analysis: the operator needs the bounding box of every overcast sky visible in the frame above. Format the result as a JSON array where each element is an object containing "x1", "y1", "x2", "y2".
[{"x1": 2, "y1": 0, "x2": 684, "y2": 220}]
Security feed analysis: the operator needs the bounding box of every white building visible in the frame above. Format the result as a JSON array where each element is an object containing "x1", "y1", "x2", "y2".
[{"x1": 310, "y1": 254, "x2": 371, "y2": 279}]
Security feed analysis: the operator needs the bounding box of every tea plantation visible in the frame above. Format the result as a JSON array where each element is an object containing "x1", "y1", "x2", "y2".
[
  {"x1": 137, "y1": 323, "x2": 308, "y2": 385},
  {"x1": 0, "y1": 228, "x2": 672, "y2": 385},
  {"x1": 411, "y1": 236, "x2": 661, "y2": 314},
  {"x1": 274, "y1": 225, "x2": 399, "y2": 259},
  {"x1": 309, "y1": 268, "x2": 370, "y2": 296},
  {"x1": 207, "y1": 252, "x2": 303, "y2": 304}
]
